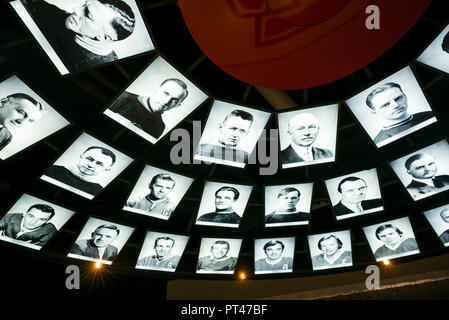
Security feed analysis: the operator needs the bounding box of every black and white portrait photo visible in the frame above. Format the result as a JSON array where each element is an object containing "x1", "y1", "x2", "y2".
[
  {"x1": 389, "y1": 140, "x2": 449, "y2": 201},
  {"x1": 277, "y1": 104, "x2": 338, "y2": 169},
  {"x1": 123, "y1": 165, "x2": 194, "y2": 220},
  {"x1": 196, "y1": 237, "x2": 242, "y2": 275},
  {"x1": 308, "y1": 230, "x2": 353, "y2": 271},
  {"x1": 363, "y1": 216, "x2": 419, "y2": 262},
  {"x1": 254, "y1": 237, "x2": 295, "y2": 275},
  {"x1": 325, "y1": 168, "x2": 384, "y2": 220},
  {"x1": 67, "y1": 216, "x2": 134, "y2": 265},
  {"x1": 417, "y1": 23, "x2": 449, "y2": 75},
  {"x1": 194, "y1": 100, "x2": 271, "y2": 168},
  {"x1": 345, "y1": 66, "x2": 437, "y2": 148},
  {"x1": 264, "y1": 183, "x2": 313, "y2": 227},
  {"x1": 135, "y1": 231, "x2": 189, "y2": 272},
  {"x1": 0, "y1": 193, "x2": 74, "y2": 250},
  {"x1": 195, "y1": 181, "x2": 253, "y2": 228},
  {"x1": 10, "y1": 0, "x2": 154, "y2": 75},
  {"x1": 423, "y1": 204, "x2": 449, "y2": 247},
  {"x1": 0, "y1": 75, "x2": 69, "y2": 160},
  {"x1": 104, "y1": 56, "x2": 208, "y2": 144},
  {"x1": 40, "y1": 132, "x2": 133, "y2": 199}
]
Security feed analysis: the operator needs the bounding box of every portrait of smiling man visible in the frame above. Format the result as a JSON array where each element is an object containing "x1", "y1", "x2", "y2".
[
  {"x1": 137, "y1": 236, "x2": 181, "y2": 271},
  {"x1": 254, "y1": 240, "x2": 294, "y2": 274},
  {"x1": 197, "y1": 240, "x2": 238, "y2": 273}
]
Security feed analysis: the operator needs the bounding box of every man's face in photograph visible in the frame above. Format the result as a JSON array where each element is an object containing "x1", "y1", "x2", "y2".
[
  {"x1": 150, "y1": 178, "x2": 175, "y2": 200},
  {"x1": 320, "y1": 237, "x2": 339, "y2": 257},
  {"x1": 218, "y1": 116, "x2": 251, "y2": 147},
  {"x1": 0, "y1": 97, "x2": 42, "y2": 130},
  {"x1": 215, "y1": 190, "x2": 236, "y2": 211},
  {"x1": 377, "y1": 227, "x2": 402, "y2": 246},
  {"x1": 23, "y1": 208, "x2": 52, "y2": 230},
  {"x1": 211, "y1": 243, "x2": 229, "y2": 259},
  {"x1": 155, "y1": 239, "x2": 174, "y2": 258},
  {"x1": 288, "y1": 113, "x2": 319, "y2": 147},
  {"x1": 150, "y1": 81, "x2": 186, "y2": 114},
  {"x1": 340, "y1": 179, "x2": 367, "y2": 204},
  {"x1": 92, "y1": 227, "x2": 117, "y2": 248},
  {"x1": 77, "y1": 148, "x2": 114, "y2": 177},
  {"x1": 265, "y1": 243, "x2": 283, "y2": 261},
  {"x1": 407, "y1": 154, "x2": 437, "y2": 179},
  {"x1": 278, "y1": 191, "x2": 299, "y2": 211},
  {"x1": 370, "y1": 87, "x2": 408, "y2": 121}
]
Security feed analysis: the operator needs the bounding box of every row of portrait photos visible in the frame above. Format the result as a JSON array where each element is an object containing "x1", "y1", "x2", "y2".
[{"x1": 1, "y1": 196, "x2": 449, "y2": 274}]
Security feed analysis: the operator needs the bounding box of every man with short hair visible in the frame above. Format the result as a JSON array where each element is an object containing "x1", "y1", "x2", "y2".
[
  {"x1": 69, "y1": 224, "x2": 120, "y2": 260},
  {"x1": 197, "y1": 186, "x2": 242, "y2": 224},
  {"x1": 109, "y1": 78, "x2": 189, "y2": 139},
  {"x1": 0, "y1": 93, "x2": 45, "y2": 150},
  {"x1": 44, "y1": 146, "x2": 116, "y2": 195},
  {"x1": 438, "y1": 208, "x2": 449, "y2": 244},
  {"x1": 197, "y1": 240, "x2": 237, "y2": 272},
  {"x1": 0, "y1": 204, "x2": 57, "y2": 246},
  {"x1": 196, "y1": 109, "x2": 254, "y2": 163},
  {"x1": 265, "y1": 187, "x2": 309, "y2": 224},
  {"x1": 365, "y1": 82, "x2": 434, "y2": 144},
  {"x1": 281, "y1": 113, "x2": 333, "y2": 165},
  {"x1": 374, "y1": 224, "x2": 418, "y2": 259},
  {"x1": 254, "y1": 240, "x2": 293, "y2": 272},
  {"x1": 311, "y1": 235, "x2": 352, "y2": 268},
  {"x1": 333, "y1": 176, "x2": 383, "y2": 216},
  {"x1": 127, "y1": 174, "x2": 176, "y2": 217},
  {"x1": 137, "y1": 236, "x2": 181, "y2": 270}
]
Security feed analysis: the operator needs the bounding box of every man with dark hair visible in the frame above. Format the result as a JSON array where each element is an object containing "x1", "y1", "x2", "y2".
[
  {"x1": 0, "y1": 204, "x2": 57, "y2": 246},
  {"x1": 108, "y1": 78, "x2": 189, "y2": 140},
  {"x1": 127, "y1": 173, "x2": 176, "y2": 218},
  {"x1": 20, "y1": 0, "x2": 136, "y2": 72},
  {"x1": 365, "y1": 82, "x2": 434, "y2": 145},
  {"x1": 69, "y1": 224, "x2": 120, "y2": 260},
  {"x1": 374, "y1": 224, "x2": 418, "y2": 259},
  {"x1": 137, "y1": 236, "x2": 181, "y2": 270},
  {"x1": 44, "y1": 146, "x2": 116, "y2": 195},
  {"x1": 311, "y1": 235, "x2": 352, "y2": 268},
  {"x1": 196, "y1": 109, "x2": 254, "y2": 163},
  {"x1": 265, "y1": 187, "x2": 309, "y2": 224},
  {"x1": 197, "y1": 240, "x2": 237, "y2": 272},
  {"x1": 254, "y1": 240, "x2": 293, "y2": 272},
  {"x1": 438, "y1": 208, "x2": 449, "y2": 244},
  {"x1": 197, "y1": 186, "x2": 242, "y2": 224},
  {"x1": 0, "y1": 93, "x2": 45, "y2": 151},
  {"x1": 333, "y1": 176, "x2": 383, "y2": 217}
]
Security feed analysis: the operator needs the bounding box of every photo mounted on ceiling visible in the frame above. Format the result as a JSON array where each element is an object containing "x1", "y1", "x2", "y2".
[
  {"x1": 389, "y1": 140, "x2": 449, "y2": 201},
  {"x1": 0, "y1": 75, "x2": 69, "y2": 160},
  {"x1": 423, "y1": 203, "x2": 449, "y2": 247},
  {"x1": 416, "y1": 22, "x2": 449, "y2": 75},
  {"x1": 277, "y1": 104, "x2": 338, "y2": 169},
  {"x1": 135, "y1": 230, "x2": 189, "y2": 272},
  {"x1": 196, "y1": 237, "x2": 242, "y2": 274},
  {"x1": 10, "y1": 0, "x2": 154, "y2": 75},
  {"x1": 67, "y1": 216, "x2": 134, "y2": 265},
  {"x1": 40, "y1": 132, "x2": 133, "y2": 200},
  {"x1": 363, "y1": 216, "x2": 419, "y2": 262},
  {"x1": 193, "y1": 100, "x2": 271, "y2": 168},
  {"x1": 103, "y1": 56, "x2": 208, "y2": 144},
  {"x1": 325, "y1": 168, "x2": 384, "y2": 220},
  {"x1": 308, "y1": 230, "x2": 353, "y2": 271},
  {"x1": 0, "y1": 193, "x2": 74, "y2": 250},
  {"x1": 254, "y1": 236, "x2": 295, "y2": 275},
  {"x1": 345, "y1": 66, "x2": 437, "y2": 148},
  {"x1": 195, "y1": 181, "x2": 253, "y2": 228},
  {"x1": 264, "y1": 182, "x2": 313, "y2": 227},
  {"x1": 123, "y1": 164, "x2": 194, "y2": 220}
]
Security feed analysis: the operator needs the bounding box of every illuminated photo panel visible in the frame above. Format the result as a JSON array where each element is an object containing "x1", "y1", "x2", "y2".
[
  {"x1": 194, "y1": 100, "x2": 271, "y2": 168},
  {"x1": 423, "y1": 203, "x2": 449, "y2": 247},
  {"x1": 264, "y1": 183, "x2": 313, "y2": 227},
  {"x1": 325, "y1": 168, "x2": 384, "y2": 220},
  {"x1": 277, "y1": 104, "x2": 338, "y2": 169},
  {"x1": 67, "y1": 216, "x2": 134, "y2": 265},
  {"x1": 417, "y1": 23, "x2": 449, "y2": 75},
  {"x1": 123, "y1": 164, "x2": 194, "y2": 220},
  {"x1": 308, "y1": 230, "x2": 353, "y2": 271},
  {"x1": 135, "y1": 230, "x2": 189, "y2": 272},
  {"x1": 345, "y1": 66, "x2": 436, "y2": 148},
  {"x1": 40, "y1": 132, "x2": 133, "y2": 199},
  {"x1": 254, "y1": 236, "x2": 295, "y2": 275},
  {"x1": 104, "y1": 56, "x2": 208, "y2": 144},
  {"x1": 10, "y1": 0, "x2": 154, "y2": 75},
  {"x1": 0, "y1": 193, "x2": 74, "y2": 250},
  {"x1": 195, "y1": 181, "x2": 253, "y2": 228},
  {"x1": 0, "y1": 75, "x2": 69, "y2": 160},
  {"x1": 389, "y1": 140, "x2": 449, "y2": 201},
  {"x1": 196, "y1": 237, "x2": 242, "y2": 274},
  {"x1": 363, "y1": 216, "x2": 419, "y2": 262}
]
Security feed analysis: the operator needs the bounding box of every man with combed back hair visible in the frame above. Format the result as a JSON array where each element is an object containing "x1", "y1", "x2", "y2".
[
  {"x1": 137, "y1": 236, "x2": 181, "y2": 270},
  {"x1": 265, "y1": 187, "x2": 309, "y2": 224},
  {"x1": 197, "y1": 186, "x2": 242, "y2": 225},
  {"x1": 70, "y1": 224, "x2": 120, "y2": 261}
]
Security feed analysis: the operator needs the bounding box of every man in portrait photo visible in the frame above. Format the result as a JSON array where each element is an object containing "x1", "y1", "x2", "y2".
[
  {"x1": 281, "y1": 113, "x2": 333, "y2": 165},
  {"x1": 333, "y1": 176, "x2": 383, "y2": 217},
  {"x1": 196, "y1": 109, "x2": 254, "y2": 164},
  {"x1": 0, "y1": 93, "x2": 45, "y2": 151},
  {"x1": 137, "y1": 236, "x2": 181, "y2": 271},
  {"x1": 311, "y1": 235, "x2": 352, "y2": 269},
  {"x1": 438, "y1": 208, "x2": 449, "y2": 244},
  {"x1": 373, "y1": 224, "x2": 418, "y2": 259},
  {"x1": 365, "y1": 82, "x2": 434, "y2": 145},
  {"x1": 197, "y1": 186, "x2": 242, "y2": 225},
  {"x1": 265, "y1": 187, "x2": 309, "y2": 224},
  {"x1": 44, "y1": 146, "x2": 116, "y2": 195},
  {"x1": 69, "y1": 224, "x2": 120, "y2": 261},
  {"x1": 255, "y1": 240, "x2": 293, "y2": 273},
  {"x1": 20, "y1": 0, "x2": 136, "y2": 73},
  {"x1": 197, "y1": 240, "x2": 237, "y2": 272},
  {"x1": 0, "y1": 204, "x2": 57, "y2": 247},
  {"x1": 109, "y1": 78, "x2": 188, "y2": 140},
  {"x1": 127, "y1": 173, "x2": 176, "y2": 218}
]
